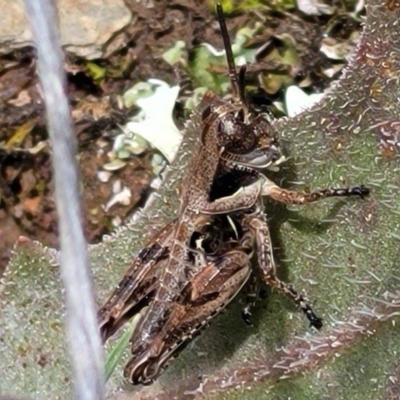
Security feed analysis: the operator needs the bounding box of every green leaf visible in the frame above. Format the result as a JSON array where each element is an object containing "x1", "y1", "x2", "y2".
[
  {"x1": 2, "y1": 0, "x2": 400, "y2": 399},
  {"x1": 104, "y1": 315, "x2": 140, "y2": 382},
  {"x1": 85, "y1": 61, "x2": 106, "y2": 81},
  {"x1": 162, "y1": 40, "x2": 186, "y2": 66}
]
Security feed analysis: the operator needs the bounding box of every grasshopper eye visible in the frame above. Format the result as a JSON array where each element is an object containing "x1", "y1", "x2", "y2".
[
  {"x1": 235, "y1": 108, "x2": 245, "y2": 122},
  {"x1": 217, "y1": 117, "x2": 257, "y2": 153},
  {"x1": 201, "y1": 105, "x2": 212, "y2": 121}
]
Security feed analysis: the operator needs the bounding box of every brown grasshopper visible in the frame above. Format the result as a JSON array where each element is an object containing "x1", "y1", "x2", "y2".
[{"x1": 98, "y1": 2, "x2": 370, "y2": 385}]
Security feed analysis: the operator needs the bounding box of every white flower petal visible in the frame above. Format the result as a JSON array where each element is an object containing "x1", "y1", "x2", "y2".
[
  {"x1": 125, "y1": 84, "x2": 182, "y2": 162},
  {"x1": 285, "y1": 86, "x2": 324, "y2": 117}
]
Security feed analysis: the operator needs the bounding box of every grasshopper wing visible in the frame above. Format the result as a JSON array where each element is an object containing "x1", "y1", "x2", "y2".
[{"x1": 98, "y1": 220, "x2": 176, "y2": 341}]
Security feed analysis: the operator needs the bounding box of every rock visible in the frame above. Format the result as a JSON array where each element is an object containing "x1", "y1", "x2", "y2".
[{"x1": 0, "y1": 0, "x2": 131, "y2": 58}]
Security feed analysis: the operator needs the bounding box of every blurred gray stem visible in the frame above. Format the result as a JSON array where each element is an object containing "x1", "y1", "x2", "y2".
[{"x1": 22, "y1": 1, "x2": 104, "y2": 399}]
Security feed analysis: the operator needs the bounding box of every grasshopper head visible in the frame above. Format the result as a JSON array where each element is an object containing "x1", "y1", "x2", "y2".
[
  {"x1": 215, "y1": 109, "x2": 284, "y2": 170},
  {"x1": 212, "y1": 2, "x2": 285, "y2": 172}
]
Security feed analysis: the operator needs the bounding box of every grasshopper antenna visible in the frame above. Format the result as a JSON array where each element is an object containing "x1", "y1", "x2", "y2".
[{"x1": 215, "y1": 2, "x2": 249, "y2": 111}]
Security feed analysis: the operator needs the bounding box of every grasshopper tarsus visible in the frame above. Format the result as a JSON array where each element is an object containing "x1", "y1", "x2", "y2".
[
  {"x1": 241, "y1": 307, "x2": 253, "y2": 326},
  {"x1": 308, "y1": 313, "x2": 323, "y2": 330},
  {"x1": 241, "y1": 275, "x2": 258, "y2": 326},
  {"x1": 316, "y1": 185, "x2": 371, "y2": 201},
  {"x1": 349, "y1": 185, "x2": 370, "y2": 199},
  {"x1": 297, "y1": 296, "x2": 323, "y2": 330},
  {"x1": 303, "y1": 185, "x2": 371, "y2": 203}
]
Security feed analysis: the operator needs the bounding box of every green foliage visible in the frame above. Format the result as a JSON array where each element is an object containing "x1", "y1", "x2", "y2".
[
  {"x1": 105, "y1": 316, "x2": 139, "y2": 382},
  {"x1": 189, "y1": 45, "x2": 226, "y2": 93},
  {"x1": 85, "y1": 61, "x2": 106, "y2": 81}
]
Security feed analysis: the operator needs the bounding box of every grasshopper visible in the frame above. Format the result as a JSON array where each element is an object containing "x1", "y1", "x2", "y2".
[{"x1": 98, "y1": 2, "x2": 370, "y2": 385}]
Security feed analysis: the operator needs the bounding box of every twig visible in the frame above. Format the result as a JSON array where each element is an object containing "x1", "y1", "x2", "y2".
[{"x1": 22, "y1": 1, "x2": 104, "y2": 399}]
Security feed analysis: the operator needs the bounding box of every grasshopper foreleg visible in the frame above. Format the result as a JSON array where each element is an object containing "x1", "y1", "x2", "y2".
[{"x1": 261, "y1": 178, "x2": 369, "y2": 205}]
